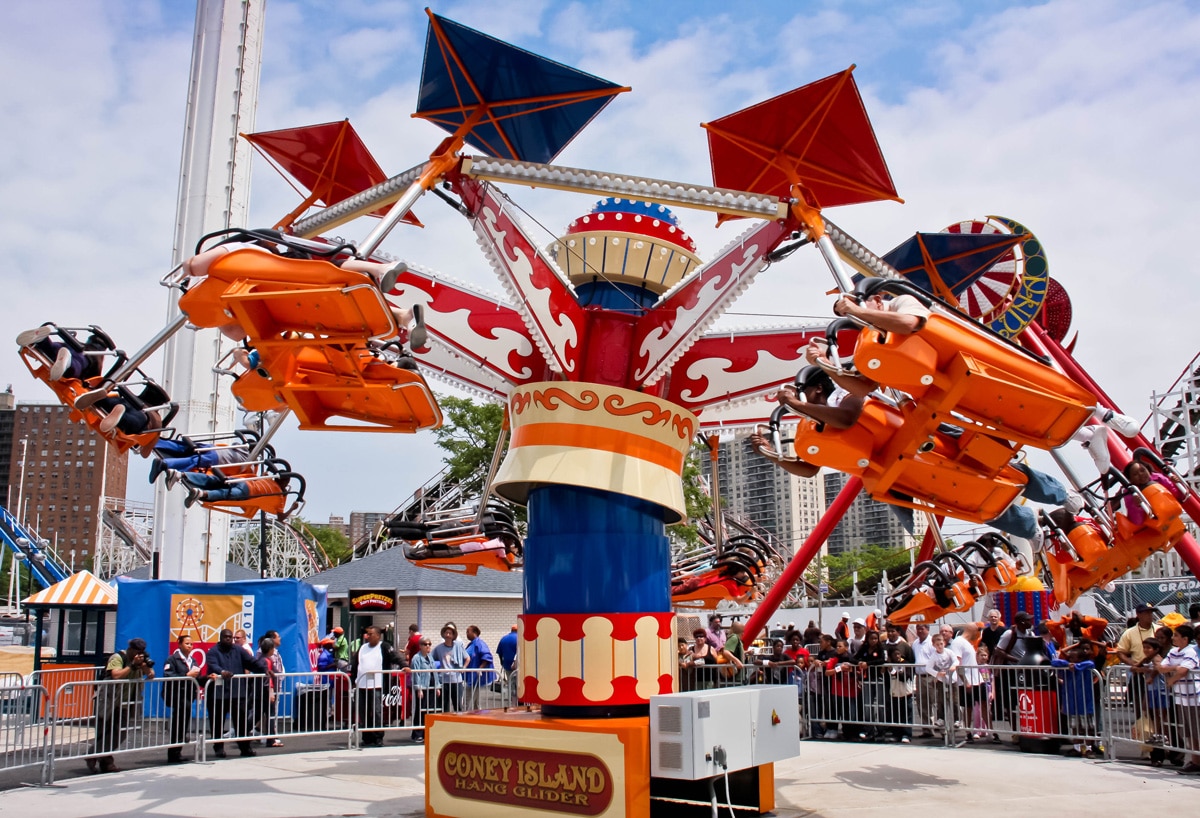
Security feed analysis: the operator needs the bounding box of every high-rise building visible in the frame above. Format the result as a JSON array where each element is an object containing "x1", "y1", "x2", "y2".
[
  {"x1": 4, "y1": 399, "x2": 127, "y2": 564},
  {"x1": 703, "y1": 436, "x2": 826, "y2": 560},
  {"x1": 325, "y1": 515, "x2": 349, "y2": 538},
  {"x1": 0, "y1": 387, "x2": 15, "y2": 508},
  {"x1": 823, "y1": 471, "x2": 926, "y2": 555},
  {"x1": 348, "y1": 510, "x2": 391, "y2": 549}
]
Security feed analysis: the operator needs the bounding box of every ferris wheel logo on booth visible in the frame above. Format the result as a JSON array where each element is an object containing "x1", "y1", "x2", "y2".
[
  {"x1": 170, "y1": 593, "x2": 255, "y2": 670},
  {"x1": 349, "y1": 589, "x2": 397, "y2": 612}
]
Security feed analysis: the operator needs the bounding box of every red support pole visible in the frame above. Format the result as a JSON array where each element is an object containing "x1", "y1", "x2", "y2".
[
  {"x1": 743, "y1": 476, "x2": 862, "y2": 646},
  {"x1": 1023, "y1": 323, "x2": 1200, "y2": 578},
  {"x1": 915, "y1": 516, "x2": 944, "y2": 564}
]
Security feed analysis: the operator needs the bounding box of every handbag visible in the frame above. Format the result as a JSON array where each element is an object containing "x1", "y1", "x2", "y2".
[{"x1": 890, "y1": 673, "x2": 915, "y2": 697}]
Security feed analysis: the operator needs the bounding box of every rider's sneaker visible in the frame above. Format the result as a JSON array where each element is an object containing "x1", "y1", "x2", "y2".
[
  {"x1": 15, "y1": 326, "x2": 53, "y2": 347},
  {"x1": 1094, "y1": 406, "x2": 1140, "y2": 438},
  {"x1": 50, "y1": 347, "x2": 72, "y2": 381}
]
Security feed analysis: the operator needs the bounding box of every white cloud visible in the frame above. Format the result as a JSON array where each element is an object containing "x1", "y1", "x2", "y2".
[{"x1": 5, "y1": 0, "x2": 1200, "y2": 534}]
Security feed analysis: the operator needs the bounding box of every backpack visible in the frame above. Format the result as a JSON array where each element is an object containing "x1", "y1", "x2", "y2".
[{"x1": 100, "y1": 651, "x2": 126, "y2": 680}]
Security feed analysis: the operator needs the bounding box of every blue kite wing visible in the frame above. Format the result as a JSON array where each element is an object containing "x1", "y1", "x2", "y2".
[
  {"x1": 877, "y1": 232, "x2": 1022, "y2": 297},
  {"x1": 417, "y1": 13, "x2": 625, "y2": 164}
]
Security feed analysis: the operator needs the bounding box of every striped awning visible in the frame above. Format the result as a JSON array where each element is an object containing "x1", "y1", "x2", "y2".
[{"x1": 23, "y1": 570, "x2": 118, "y2": 607}]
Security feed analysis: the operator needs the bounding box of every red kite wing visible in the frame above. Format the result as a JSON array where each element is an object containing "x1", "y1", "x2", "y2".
[{"x1": 704, "y1": 67, "x2": 900, "y2": 211}]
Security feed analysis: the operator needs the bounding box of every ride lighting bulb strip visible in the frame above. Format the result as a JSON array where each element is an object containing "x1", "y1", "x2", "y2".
[
  {"x1": 292, "y1": 162, "x2": 426, "y2": 238},
  {"x1": 824, "y1": 220, "x2": 899, "y2": 280},
  {"x1": 462, "y1": 156, "x2": 788, "y2": 221}
]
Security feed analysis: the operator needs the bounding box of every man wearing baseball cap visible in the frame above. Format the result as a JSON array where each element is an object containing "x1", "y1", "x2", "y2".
[
  {"x1": 330, "y1": 626, "x2": 350, "y2": 663},
  {"x1": 1116, "y1": 604, "x2": 1159, "y2": 668},
  {"x1": 1117, "y1": 603, "x2": 1160, "y2": 722},
  {"x1": 849, "y1": 618, "x2": 867, "y2": 655}
]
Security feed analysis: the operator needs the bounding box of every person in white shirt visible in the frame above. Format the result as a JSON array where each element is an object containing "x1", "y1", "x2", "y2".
[
  {"x1": 848, "y1": 619, "x2": 867, "y2": 656},
  {"x1": 351, "y1": 625, "x2": 401, "y2": 746},
  {"x1": 950, "y1": 624, "x2": 983, "y2": 739},
  {"x1": 925, "y1": 632, "x2": 960, "y2": 730},
  {"x1": 1158, "y1": 624, "x2": 1200, "y2": 772},
  {"x1": 909, "y1": 624, "x2": 936, "y2": 735}
]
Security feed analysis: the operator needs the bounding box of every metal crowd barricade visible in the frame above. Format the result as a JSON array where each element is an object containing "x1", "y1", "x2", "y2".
[
  {"x1": 1104, "y1": 664, "x2": 1200, "y2": 765},
  {"x1": 351, "y1": 666, "x2": 512, "y2": 746},
  {"x1": 0, "y1": 683, "x2": 48, "y2": 778},
  {"x1": 27, "y1": 666, "x2": 103, "y2": 722},
  {"x1": 198, "y1": 670, "x2": 353, "y2": 761},
  {"x1": 978, "y1": 664, "x2": 1106, "y2": 752},
  {"x1": 45, "y1": 676, "x2": 184, "y2": 784},
  {"x1": 800, "y1": 663, "x2": 955, "y2": 745}
]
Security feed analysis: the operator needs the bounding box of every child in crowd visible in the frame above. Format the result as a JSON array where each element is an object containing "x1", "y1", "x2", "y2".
[
  {"x1": 826, "y1": 639, "x2": 860, "y2": 740},
  {"x1": 925, "y1": 632, "x2": 959, "y2": 730},
  {"x1": 887, "y1": 644, "x2": 914, "y2": 744},
  {"x1": 973, "y1": 644, "x2": 994, "y2": 740},
  {"x1": 1134, "y1": 638, "x2": 1171, "y2": 766},
  {"x1": 1051, "y1": 643, "x2": 1098, "y2": 757}
]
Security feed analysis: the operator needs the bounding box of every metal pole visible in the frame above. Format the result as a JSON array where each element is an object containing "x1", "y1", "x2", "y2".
[
  {"x1": 259, "y1": 510, "x2": 268, "y2": 578},
  {"x1": 247, "y1": 408, "x2": 292, "y2": 461},
  {"x1": 15, "y1": 438, "x2": 28, "y2": 527},
  {"x1": 815, "y1": 234, "x2": 858, "y2": 294},
  {"x1": 743, "y1": 476, "x2": 863, "y2": 645},
  {"x1": 355, "y1": 179, "x2": 431, "y2": 260}
]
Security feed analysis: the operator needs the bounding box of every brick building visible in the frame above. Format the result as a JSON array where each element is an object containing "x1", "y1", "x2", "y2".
[
  {"x1": 4, "y1": 399, "x2": 127, "y2": 563},
  {"x1": 348, "y1": 510, "x2": 391, "y2": 550},
  {"x1": 0, "y1": 387, "x2": 15, "y2": 507}
]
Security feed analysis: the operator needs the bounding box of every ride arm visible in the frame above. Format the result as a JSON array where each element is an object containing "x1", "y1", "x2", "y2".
[{"x1": 450, "y1": 176, "x2": 584, "y2": 378}]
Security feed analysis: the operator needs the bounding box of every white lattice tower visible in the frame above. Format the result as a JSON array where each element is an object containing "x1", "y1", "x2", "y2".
[
  {"x1": 95, "y1": 498, "x2": 155, "y2": 580},
  {"x1": 227, "y1": 517, "x2": 323, "y2": 579}
]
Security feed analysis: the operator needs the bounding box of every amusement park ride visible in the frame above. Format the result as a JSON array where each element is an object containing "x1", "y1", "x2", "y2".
[{"x1": 13, "y1": 7, "x2": 1200, "y2": 817}]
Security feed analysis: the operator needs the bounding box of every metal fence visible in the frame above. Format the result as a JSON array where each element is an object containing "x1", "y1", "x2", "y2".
[
  {"x1": 5, "y1": 660, "x2": 1198, "y2": 785},
  {"x1": 0, "y1": 683, "x2": 48, "y2": 778},
  {"x1": 1103, "y1": 665, "x2": 1200, "y2": 767},
  {"x1": 791, "y1": 662, "x2": 1110, "y2": 751}
]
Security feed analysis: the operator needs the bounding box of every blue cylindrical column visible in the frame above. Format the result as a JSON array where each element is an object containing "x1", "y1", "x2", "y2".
[{"x1": 524, "y1": 485, "x2": 670, "y2": 614}]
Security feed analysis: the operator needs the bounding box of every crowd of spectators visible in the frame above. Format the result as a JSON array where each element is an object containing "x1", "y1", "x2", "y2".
[
  {"x1": 679, "y1": 602, "x2": 1200, "y2": 771},
  {"x1": 83, "y1": 620, "x2": 510, "y2": 772}
]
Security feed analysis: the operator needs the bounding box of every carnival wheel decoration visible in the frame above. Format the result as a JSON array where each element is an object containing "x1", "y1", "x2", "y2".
[
  {"x1": 1033, "y1": 276, "x2": 1073, "y2": 344},
  {"x1": 943, "y1": 216, "x2": 1049, "y2": 338},
  {"x1": 174, "y1": 597, "x2": 205, "y2": 631}
]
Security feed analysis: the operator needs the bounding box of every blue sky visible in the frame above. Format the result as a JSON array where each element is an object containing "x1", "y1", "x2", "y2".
[{"x1": 2, "y1": 0, "x2": 1199, "y2": 527}]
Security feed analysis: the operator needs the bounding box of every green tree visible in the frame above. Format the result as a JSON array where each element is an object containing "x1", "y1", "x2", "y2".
[
  {"x1": 431, "y1": 396, "x2": 506, "y2": 488},
  {"x1": 668, "y1": 443, "x2": 713, "y2": 550},
  {"x1": 293, "y1": 518, "x2": 352, "y2": 567},
  {"x1": 809, "y1": 543, "x2": 913, "y2": 597}
]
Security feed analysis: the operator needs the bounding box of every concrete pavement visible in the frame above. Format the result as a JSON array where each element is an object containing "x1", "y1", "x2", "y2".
[{"x1": 0, "y1": 740, "x2": 1196, "y2": 817}]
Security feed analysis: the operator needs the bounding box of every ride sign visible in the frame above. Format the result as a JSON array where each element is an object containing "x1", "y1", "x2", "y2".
[{"x1": 437, "y1": 741, "x2": 614, "y2": 815}]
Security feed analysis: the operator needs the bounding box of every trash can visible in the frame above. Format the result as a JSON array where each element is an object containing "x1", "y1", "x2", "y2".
[
  {"x1": 1015, "y1": 635, "x2": 1060, "y2": 754},
  {"x1": 296, "y1": 683, "x2": 330, "y2": 732}
]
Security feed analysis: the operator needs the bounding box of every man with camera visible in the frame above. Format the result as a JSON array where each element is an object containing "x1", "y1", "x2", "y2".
[{"x1": 89, "y1": 637, "x2": 155, "y2": 774}]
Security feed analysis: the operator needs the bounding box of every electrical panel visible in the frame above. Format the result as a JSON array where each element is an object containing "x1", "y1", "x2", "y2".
[{"x1": 649, "y1": 685, "x2": 799, "y2": 780}]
